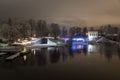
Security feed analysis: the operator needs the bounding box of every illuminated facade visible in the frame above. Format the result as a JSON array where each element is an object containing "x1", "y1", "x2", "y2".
[{"x1": 88, "y1": 31, "x2": 98, "y2": 41}]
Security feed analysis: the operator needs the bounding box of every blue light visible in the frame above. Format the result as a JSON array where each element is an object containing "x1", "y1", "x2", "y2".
[
  {"x1": 71, "y1": 45, "x2": 77, "y2": 51},
  {"x1": 81, "y1": 45, "x2": 85, "y2": 49},
  {"x1": 72, "y1": 36, "x2": 87, "y2": 43},
  {"x1": 63, "y1": 36, "x2": 88, "y2": 43},
  {"x1": 71, "y1": 44, "x2": 86, "y2": 51}
]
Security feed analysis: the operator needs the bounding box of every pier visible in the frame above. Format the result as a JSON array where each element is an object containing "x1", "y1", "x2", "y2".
[{"x1": 0, "y1": 46, "x2": 23, "y2": 52}]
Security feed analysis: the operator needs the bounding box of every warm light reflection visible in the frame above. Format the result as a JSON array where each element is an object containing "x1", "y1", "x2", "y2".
[
  {"x1": 88, "y1": 45, "x2": 97, "y2": 54},
  {"x1": 31, "y1": 49, "x2": 36, "y2": 55},
  {"x1": 23, "y1": 55, "x2": 27, "y2": 61},
  {"x1": 33, "y1": 49, "x2": 36, "y2": 55}
]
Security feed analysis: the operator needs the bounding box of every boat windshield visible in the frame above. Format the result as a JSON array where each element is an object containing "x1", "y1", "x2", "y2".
[{"x1": 41, "y1": 38, "x2": 47, "y2": 44}]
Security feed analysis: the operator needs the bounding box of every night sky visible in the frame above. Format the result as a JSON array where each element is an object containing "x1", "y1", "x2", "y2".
[{"x1": 0, "y1": 0, "x2": 120, "y2": 26}]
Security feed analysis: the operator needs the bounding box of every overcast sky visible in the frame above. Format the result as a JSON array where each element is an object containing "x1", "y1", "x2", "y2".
[{"x1": 0, "y1": 0, "x2": 120, "y2": 26}]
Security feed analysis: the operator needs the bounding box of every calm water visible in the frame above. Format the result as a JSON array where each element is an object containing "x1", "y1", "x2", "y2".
[{"x1": 0, "y1": 44, "x2": 120, "y2": 80}]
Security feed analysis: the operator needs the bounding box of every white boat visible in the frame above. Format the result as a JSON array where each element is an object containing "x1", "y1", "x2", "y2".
[{"x1": 30, "y1": 38, "x2": 66, "y2": 47}]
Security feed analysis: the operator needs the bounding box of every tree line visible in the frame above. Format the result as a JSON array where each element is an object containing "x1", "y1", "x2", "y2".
[
  {"x1": 0, "y1": 18, "x2": 62, "y2": 42},
  {"x1": 0, "y1": 18, "x2": 119, "y2": 43},
  {"x1": 0, "y1": 18, "x2": 89, "y2": 42}
]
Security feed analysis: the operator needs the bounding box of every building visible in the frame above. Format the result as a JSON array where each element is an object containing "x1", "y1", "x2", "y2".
[{"x1": 88, "y1": 31, "x2": 98, "y2": 41}]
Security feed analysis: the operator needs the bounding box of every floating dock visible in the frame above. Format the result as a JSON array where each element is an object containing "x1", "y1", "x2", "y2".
[
  {"x1": 0, "y1": 46, "x2": 23, "y2": 52},
  {"x1": 6, "y1": 52, "x2": 21, "y2": 60}
]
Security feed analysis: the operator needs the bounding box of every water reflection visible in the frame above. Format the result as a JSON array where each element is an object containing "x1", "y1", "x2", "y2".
[
  {"x1": 105, "y1": 44, "x2": 120, "y2": 61},
  {"x1": 1, "y1": 44, "x2": 120, "y2": 80},
  {"x1": 88, "y1": 45, "x2": 95, "y2": 53},
  {"x1": 35, "y1": 48, "x2": 47, "y2": 66},
  {"x1": 71, "y1": 44, "x2": 87, "y2": 56},
  {"x1": 23, "y1": 55, "x2": 27, "y2": 61},
  {"x1": 71, "y1": 44, "x2": 85, "y2": 51},
  {"x1": 0, "y1": 44, "x2": 120, "y2": 66},
  {"x1": 49, "y1": 48, "x2": 60, "y2": 64}
]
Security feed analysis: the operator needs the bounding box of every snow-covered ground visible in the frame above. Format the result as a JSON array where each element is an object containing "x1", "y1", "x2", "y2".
[{"x1": 13, "y1": 37, "x2": 66, "y2": 47}]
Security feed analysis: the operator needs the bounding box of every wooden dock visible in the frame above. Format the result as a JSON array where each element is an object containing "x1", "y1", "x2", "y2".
[
  {"x1": 6, "y1": 52, "x2": 21, "y2": 60},
  {"x1": 0, "y1": 46, "x2": 23, "y2": 52},
  {"x1": 0, "y1": 52, "x2": 7, "y2": 56}
]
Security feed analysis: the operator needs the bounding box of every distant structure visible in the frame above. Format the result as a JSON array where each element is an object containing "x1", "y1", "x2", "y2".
[{"x1": 88, "y1": 31, "x2": 98, "y2": 41}]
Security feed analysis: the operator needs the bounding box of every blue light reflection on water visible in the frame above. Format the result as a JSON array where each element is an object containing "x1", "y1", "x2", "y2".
[
  {"x1": 1, "y1": 44, "x2": 120, "y2": 80},
  {"x1": 71, "y1": 44, "x2": 87, "y2": 51}
]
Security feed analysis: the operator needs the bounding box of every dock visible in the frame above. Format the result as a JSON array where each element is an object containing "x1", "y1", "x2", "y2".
[
  {"x1": 0, "y1": 46, "x2": 23, "y2": 52},
  {"x1": 0, "y1": 52, "x2": 7, "y2": 56},
  {"x1": 6, "y1": 52, "x2": 21, "y2": 60},
  {"x1": 5, "y1": 47, "x2": 28, "y2": 60}
]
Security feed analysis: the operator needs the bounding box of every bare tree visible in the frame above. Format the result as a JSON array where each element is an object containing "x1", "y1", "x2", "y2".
[
  {"x1": 36, "y1": 20, "x2": 49, "y2": 37},
  {"x1": 28, "y1": 19, "x2": 36, "y2": 37},
  {"x1": 61, "y1": 26, "x2": 67, "y2": 37},
  {"x1": 69, "y1": 27, "x2": 76, "y2": 36},
  {"x1": 83, "y1": 27, "x2": 88, "y2": 36},
  {"x1": 50, "y1": 23, "x2": 61, "y2": 39}
]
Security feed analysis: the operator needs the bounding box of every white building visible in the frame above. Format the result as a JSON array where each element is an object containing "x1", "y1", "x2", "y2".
[{"x1": 88, "y1": 31, "x2": 98, "y2": 41}]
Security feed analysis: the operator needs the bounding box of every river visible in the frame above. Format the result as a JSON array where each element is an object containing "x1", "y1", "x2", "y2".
[{"x1": 0, "y1": 44, "x2": 120, "y2": 80}]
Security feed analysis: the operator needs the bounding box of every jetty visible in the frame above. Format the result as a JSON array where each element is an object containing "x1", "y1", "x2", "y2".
[
  {"x1": 5, "y1": 47, "x2": 28, "y2": 60},
  {"x1": 0, "y1": 46, "x2": 23, "y2": 52},
  {"x1": 6, "y1": 52, "x2": 21, "y2": 60}
]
